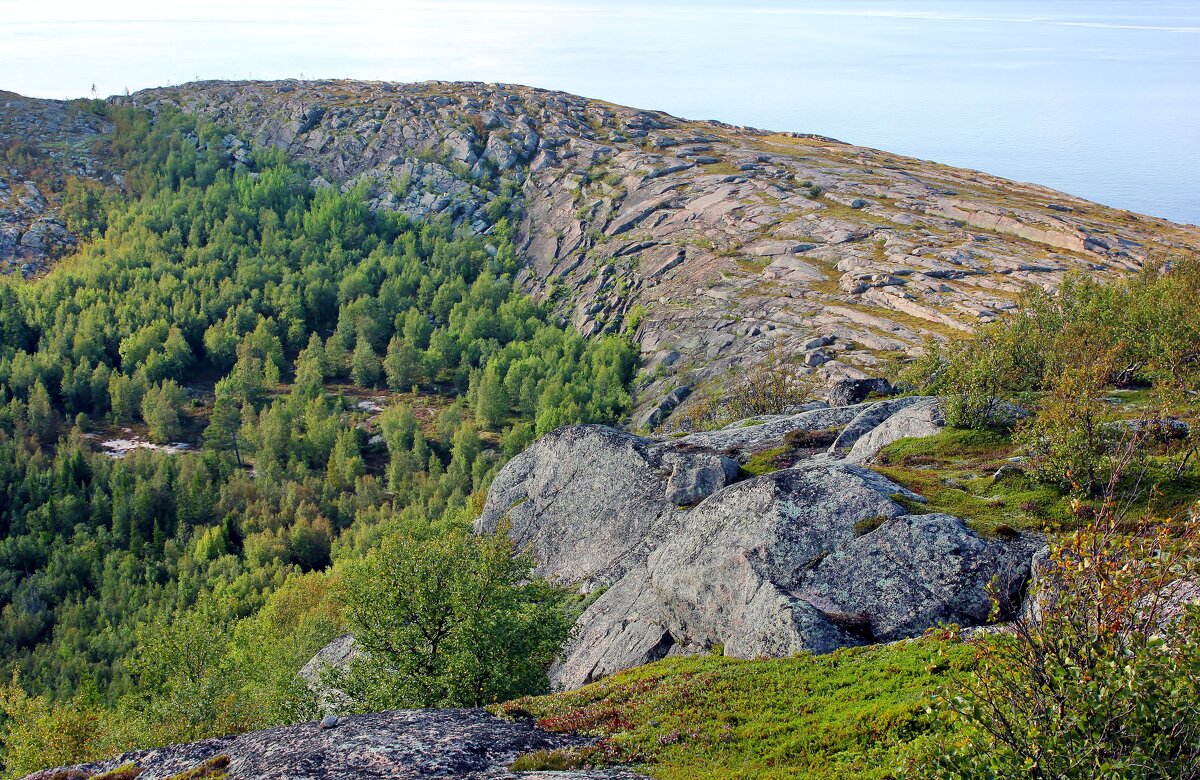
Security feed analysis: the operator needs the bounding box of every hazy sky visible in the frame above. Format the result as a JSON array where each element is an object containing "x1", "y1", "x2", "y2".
[{"x1": 3, "y1": 1, "x2": 1198, "y2": 222}]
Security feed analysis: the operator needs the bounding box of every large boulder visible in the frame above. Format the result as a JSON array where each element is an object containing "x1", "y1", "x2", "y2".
[
  {"x1": 802, "y1": 513, "x2": 1037, "y2": 640},
  {"x1": 549, "y1": 565, "x2": 674, "y2": 688},
  {"x1": 826, "y1": 396, "x2": 934, "y2": 458},
  {"x1": 662, "y1": 451, "x2": 739, "y2": 505},
  {"x1": 298, "y1": 633, "x2": 357, "y2": 713},
  {"x1": 474, "y1": 401, "x2": 1037, "y2": 690},
  {"x1": 477, "y1": 425, "x2": 681, "y2": 587},
  {"x1": 827, "y1": 377, "x2": 894, "y2": 407},
  {"x1": 648, "y1": 465, "x2": 921, "y2": 660}
]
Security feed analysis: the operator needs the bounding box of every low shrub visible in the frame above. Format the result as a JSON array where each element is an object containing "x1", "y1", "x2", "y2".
[{"x1": 907, "y1": 508, "x2": 1200, "y2": 779}]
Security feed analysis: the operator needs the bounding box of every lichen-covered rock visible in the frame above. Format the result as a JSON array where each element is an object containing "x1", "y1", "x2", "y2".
[
  {"x1": 649, "y1": 465, "x2": 920, "y2": 659},
  {"x1": 299, "y1": 633, "x2": 358, "y2": 713},
  {"x1": 476, "y1": 425, "x2": 678, "y2": 588},
  {"x1": 669, "y1": 402, "x2": 864, "y2": 452},
  {"x1": 24, "y1": 709, "x2": 647, "y2": 780},
  {"x1": 827, "y1": 377, "x2": 894, "y2": 407},
  {"x1": 662, "y1": 451, "x2": 739, "y2": 505},
  {"x1": 550, "y1": 566, "x2": 674, "y2": 688},
  {"x1": 827, "y1": 396, "x2": 934, "y2": 458},
  {"x1": 469, "y1": 398, "x2": 1038, "y2": 690},
  {"x1": 803, "y1": 513, "x2": 1037, "y2": 640}
]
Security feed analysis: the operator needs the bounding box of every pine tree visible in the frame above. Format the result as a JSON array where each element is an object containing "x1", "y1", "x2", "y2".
[
  {"x1": 293, "y1": 333, "x2": 327, "y2": 399},
  {"x1": 204, "y1": 378, "x2": 244, "y2": 465},
  {"x1": 471, "y1": 362, "x2": 508, "y2": 430},
  {"x1": 327, "y1": 428, "x2": 365, "y2": 490},
  {"x1": 230, "y1": 341, "x2": 267, "y2": 406},
  {"x1": 142, "y1": 381, "x2": 184, "y2": 444},
  {"x1": 351, "y1": 339, "x2": 382, "y2": 387}
]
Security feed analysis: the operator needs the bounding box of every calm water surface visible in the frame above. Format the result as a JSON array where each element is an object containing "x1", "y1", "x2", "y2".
[{"x1": 3, "y1": 1, "x2": 1198, "y2": 223}]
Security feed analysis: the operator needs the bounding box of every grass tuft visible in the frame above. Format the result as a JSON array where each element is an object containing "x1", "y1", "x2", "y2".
[
  {"x1": 90, "y1": 766, "x2": 142, "y2": 780},
  {"x1": 854, "y1": 515, "x2": 890, "y2": 536},
  {"x1": 740, "y1": 447, "x2": 789, "y2": 477},
  {"x1": 509, "y1": 749, "x2": 589, "y2": 771},
  {"x1": 162, "y1": 755, "x2": 230, "y2": 780}
]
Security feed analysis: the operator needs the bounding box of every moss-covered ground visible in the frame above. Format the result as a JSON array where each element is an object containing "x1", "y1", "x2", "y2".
[
  {"x1": 873, "y1": 424, "x2": 1200, "y2": 536},
  {"x1": 496, "y1": 636, "x2": 973, "y2": 780},
  {"x1": 871, "y1": 428, "x2": 1071, "y2": 536}
]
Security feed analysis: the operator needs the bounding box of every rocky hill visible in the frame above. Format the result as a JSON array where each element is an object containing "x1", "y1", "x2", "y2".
[
  {"x1": 8, "y1": 77, "x2": 1198, "y2": 780},
  {"x1": 120, "y1": 80, "x2": 1200, "y2": 425},
  {"x1": 6, "y1": 79, "x2": 1197, "y2": 425}
]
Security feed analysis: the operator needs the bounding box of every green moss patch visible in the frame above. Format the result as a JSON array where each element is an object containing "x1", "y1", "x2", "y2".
[
  {"x1": 496, "y1": 638, "x2": 972, "y2": 780},
  {"x1": 740, "y1": 447, "x2": 790, "y2": 477},
  {"x1": 90, "y1": 766, "x2": 142, "y2": 780},
  {"x1": 162, "y1": 755, "x2": 230, "y2": 780},
  {"x1": 873, "y1": 429, "x2": 1070, "y2": 535},
  {"x1": 854, "y1": 515, "x2": 890, "y2": 537}
]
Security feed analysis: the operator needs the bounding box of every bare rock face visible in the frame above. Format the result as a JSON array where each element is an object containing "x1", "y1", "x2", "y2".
[
  {"x1": 23, "y1": 709, "x2": 646, "y2": 780},
  {"x1": 472, "y1": 398, "x2": 1035, "y2": 690},
  {"x1": 647, "y1": 465, "x2": 923, "y2": 659},
  {"x1": 827, "y1": 377, "x2": 894, "y2": 407},
  {"x1": 666, "y1": 402, "x2": 865, "y2": 452},
  {"x1": 299, "y1": 633, "x2": 358, "y2": 713},
  {"x1": 115, "y1": 79, "x2": 1200, "y2": 427},
  {"x1": 802, "y1": 512, "x2": 1033, "y2": 640},
  {"x1": 481, "y1": 425, "x2": 680, "y2": 587},
  {"x1": 827, "y1": 396, "x2": 932, "y2": 458}
]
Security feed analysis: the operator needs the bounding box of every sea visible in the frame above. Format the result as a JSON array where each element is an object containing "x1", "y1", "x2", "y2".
[{"x1": 2, "y1": 0, "x2": 1197, "y2": 223}]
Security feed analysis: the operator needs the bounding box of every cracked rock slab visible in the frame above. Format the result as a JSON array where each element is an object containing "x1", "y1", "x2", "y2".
[{"x1": 22, "y1": 709, "x2": 648, "y2": 780}]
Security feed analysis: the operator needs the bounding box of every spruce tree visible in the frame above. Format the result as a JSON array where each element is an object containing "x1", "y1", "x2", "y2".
[{"x1": 350, "y1": 339, "x2": 382, "y2": 387}]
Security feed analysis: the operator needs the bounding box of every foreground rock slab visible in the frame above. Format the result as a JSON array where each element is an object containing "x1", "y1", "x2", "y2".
[{"x1": 23, "y1": 709, "x2": 646, "y2": 780}]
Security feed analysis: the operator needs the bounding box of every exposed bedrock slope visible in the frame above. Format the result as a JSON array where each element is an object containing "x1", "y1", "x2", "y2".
[
  {"x1": 114, "y1": 79, "x2": 1200, "y2": 425},
  {"x1": 5, "y1": 80, "x2": 1198, "y2": 423}
]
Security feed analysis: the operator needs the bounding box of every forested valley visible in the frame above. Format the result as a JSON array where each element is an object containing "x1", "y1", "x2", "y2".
[{"x1": 0, "y1": 104, "x2": 637, "y2": 772}]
